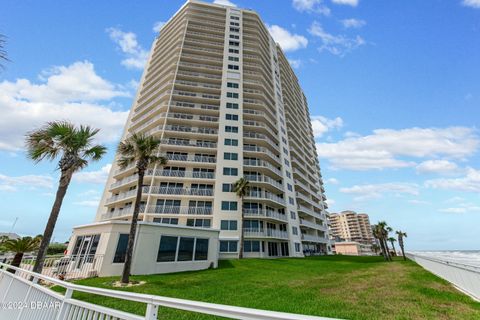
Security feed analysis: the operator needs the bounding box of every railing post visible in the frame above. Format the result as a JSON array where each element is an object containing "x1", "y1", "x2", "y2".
[
  {"x1": 145, "y1": 303, "x2": 158, "y2": 320},
  {"x1": 55, "y1": 287, "x2": 73, "y2": 320}
]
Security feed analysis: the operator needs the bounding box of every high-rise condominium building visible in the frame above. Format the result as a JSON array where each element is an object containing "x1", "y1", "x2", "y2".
[
  {"x1": 95, "y1": 0, "x2": 331, "y2": 258},
  {"x1": 329, "y1": 211, "x2": 375, "y2": 245}
]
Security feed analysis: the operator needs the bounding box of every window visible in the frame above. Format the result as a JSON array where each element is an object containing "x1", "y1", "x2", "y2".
[
  {"x1": 153, "y1": 217, "x2": 179, "y2": 225},
  {"x1": 230, "y1": 22, "x2": 240, "y2": 26},
  {"x1": 227, "y1": 92, "x2": 239, "y2": 98},
  {"x1": 244, "y1": 240, "x2": 260, "y2": 252},
  {"x1": 292, "y1": 226, "x2": 298, "y2": 235},
  {"x1": 227, "y1": 81, "x2": 239, "y2": 88},
  {"x1": 220, "y1": 240, "x2": 238, "y2": 252},
  {"x1": 229, "y1": 48, "x2": 239, "y2": 54},
  {"x1": 223, "y1": 167, "x2": 238, "y2": 176},
  {"x1": 284, "y1": 159, "x2": 290, "y2": 166},
  {"x1": 195, "y1": 238, "x2": 209, "y2": 260},
  {"x1": 289, "y1": 197, "x2": 295, "y2": 205},
  {"x1": 287, "y1": 183, "x2": 293, "y2": 192},
  {"x1": 224, "y1": 138, "x2": 238, "y2": 146},
  {"x1": 220, "y1": 220, "x2": 238, "y2": 230},
  {"x1": 177, "y1": 237, "x2": 195, "y2": 261},
  {"x1": 221, "y1": 201, "x2": 238, "y2": 211},
  {"x1": 186, "y1": 219, "x2": 211, "y2": 228},
  {"x1": 286, "y1": 171, "x2": 291, "y2": 178},
  {"x1": 290, "y1": 211, "x2": 296, "y2": 220},
  {"x1": 224, "y1": 152, "x2": 238, "y2": 160},
  {"x1": 222, "y1": 183, "x2": 233, "y2": 192},
  {"x1": 226, "y1": 114, "x2": 239, "y2": 121},
  {"x1": 283, "y1": 147, "x2": 288, "y2": 155},
  {"x1": 282, "y1": 137, "x2": 287, "y2": 144},
  {"x1": 295, "y1": 243, "x2": 301, "y2": 252},
  {"x1": 113, "y1": 234, "x2": 129, "y2": 263},
  {"x1": 230, "y1": 15, "x2": 240, "y2": 20},
  {"x1": 230, "y1": 27, "x2": 240, "y2": 32},
  {"x1": 229, "y1": 34, "x2": 239, "y2": 39},
  {"x1": 227, "y1": 65, "x2": 239, "y2": 71},
  {"x1": 226, "y1": 102, "x2": 239, "y2": 109},
  {"x1": 229, "y1": 40, "x2": 239, "y2": 46},
  {"x1": 156, "y1": 236, "x2": 178, "y2": 262},
  {"x1": 225, "y1": 126, "x2": 238, "y2": 133}
]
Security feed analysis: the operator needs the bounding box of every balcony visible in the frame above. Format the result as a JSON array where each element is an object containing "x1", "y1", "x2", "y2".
[
  {"x1": 145, "y1": 205, "x2": 212, "y2": 215},
  {"x1": 147, "y1": 186, "x2": 214, "y2": 197},
  {"x1": 149, "y1": 169, "x2": 215, "y2": 180},
  {"x1": 243, "y1": 145, "x2": 280, "y2": 165},
  {"x1": 245, "y1": 190, "x2": 286, "y2": 206},
  {"x1": 164, "y1": 154, "x2": 216, "y2": 163},
  {"x1": 106, "y1": 189, "x2": 138, "y2": 204},
  {"x1": 160, "y1": 139, "x2": 217, "y2": 149},
  {"x1": 301, "y1": 234, "x2": 329, "y2": 243},
  {"x1": 243, "y1": 159, "x2": 282, "y2": 177},
  {"x1": 243, "y1": 132, "x2": 279, "y2": 152},
  {"x1": 243, "y1": 209, "x2": 288, "y2": 222},
  {"x1": 244, "y1": 174, "x2": 283, "y2": 191},
  {"x1": 299, "y1": 219, "x2": 328, "y2": 232},
  {"x1": 243, "y1": 228, "x2": 289, "y2": 240}
]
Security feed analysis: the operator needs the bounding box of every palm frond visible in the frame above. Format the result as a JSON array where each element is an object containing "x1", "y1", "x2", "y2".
[
  {"x1": 118, "y1": 156, "x2": 135, "y2": 169},
  {"x1": 83, "y1": 145, "x2": 107, "y2": 161}
]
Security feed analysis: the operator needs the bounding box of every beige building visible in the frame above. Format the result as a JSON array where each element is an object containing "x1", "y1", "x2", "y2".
[
  {"x1": 334, "y1": 241, "x2": 374, "y2": 256},
  {"x1": 330, "y1": 211, "x2": 374, "y2": 245},
  {"x1": 68, "y1": 0, "x2": 331, "y2": 271}
]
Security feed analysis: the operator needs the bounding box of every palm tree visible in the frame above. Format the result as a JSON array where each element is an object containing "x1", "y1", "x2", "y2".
[
  {"x1": 26, "y1": 121, "x2": 106, "y2": 274},
  {"x1": 388, "y1": 237, "x2": 397, "y2": 256},
  {"x1": 3, "y1": 236, "x2": 42, "y2": 271},
  {"x1": 117, "y1": 133, "x2": 167, "y2": 284},
  {"x1": 372, "y1": 224, "x2": 388, "y2": 261},
  {"x1": 378, "y1": 221, "x2": 392, "y2": 261},
  {"x1": 232, "y1": 177, "x2": 250, "y2": 259},
  {"x1": 0, "y1": 34, "x2": 9, "y2": 70},
  {"x1": 396, "y1": 231, "x2": 407, "y2": 261}
]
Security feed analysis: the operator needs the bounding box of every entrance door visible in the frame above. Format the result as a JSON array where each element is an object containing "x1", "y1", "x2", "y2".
[
  {"x1": 268, "y1": 242, "x2": 278, "y2": 257},
  {"x1": 280, "y1": 242, "x2": 289, "y2": 257}
]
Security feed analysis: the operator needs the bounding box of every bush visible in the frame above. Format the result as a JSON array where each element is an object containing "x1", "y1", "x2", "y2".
[{"x1": 47, "y1": 243, "x2": 67, "y2": 255}]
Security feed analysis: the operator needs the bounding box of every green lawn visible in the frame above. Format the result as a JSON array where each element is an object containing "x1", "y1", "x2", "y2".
[{"x1": 60, "y1": 256, "x2": 480, "y2": 320}]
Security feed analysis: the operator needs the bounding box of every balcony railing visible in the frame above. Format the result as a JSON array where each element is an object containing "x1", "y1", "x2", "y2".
[
  {"x1": 243, "y1": 209, "x2": 288, "y2": 222},
  {"x1": 149, "y1": 169, "x2": 215, "y2": 179},
  {"x1": 147, "y1": 186, "x2": 214, "y2": 197},
  {"x1": 245, "y1": 190, "x2": 286, "y2": 206},
  {"x1": 160, "y1": 139, "x2": 217, "y2": 149},
  {"x1": 244, "y1": 174, "x2": 283, "y2": 190},
  {"x1": 243, "y1": 228, "x2": 289, "y2": 240},
  {"x1": 243, "y1": 145, "x2": 280, "y2": 164},
  {"x1": 244, "y1": 159, "x2": 282, "y2": 176},
  {"x1": 301, "y1": 234, "x2": 329, "y2": 243},
  {"x1": 164, "y1": 154, "x2": 216, "y2": 163},
  {"x1": 145, "y1": 205, "x2": 212, "y2": 215}
]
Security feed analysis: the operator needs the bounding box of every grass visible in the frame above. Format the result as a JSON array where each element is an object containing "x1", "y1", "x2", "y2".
[{"x1": 54, "y1": 256, "x2": 480, "y2": 320}]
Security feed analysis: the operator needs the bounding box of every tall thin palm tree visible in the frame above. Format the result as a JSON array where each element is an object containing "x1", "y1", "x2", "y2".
[
  {"x1": 117, "y1": 133, "x2": 167, "y2": 284},
  {"x1": 233, "y1": 177, "x2": 250, "y2": 259},
  {"x1": 396, "y1": 231, "x2": 407, "y2": 261},
  {"x1": 3, "y1": 236, "x2": 42, "y2": 271},
  {"x1": 372, "y1": 224, "x2": 388, "y2": 261},
  {"x1": 0, "y1": 34, "x2": 9, "y2": 70},
  {"x1": 26, "y1": 121, "x2": 106, "y2": 274},
  {"x1": 388, "y1": 237, "x2": 397, "y2": 256},
  {"x1": 378, "y1": 221, "x2": 392, "y2": 261}
]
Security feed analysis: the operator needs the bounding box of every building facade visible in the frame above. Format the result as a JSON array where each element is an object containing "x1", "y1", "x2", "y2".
[
  {"x1": 94, "y1": 0, "x2": 331, "y2": 259},
  {"x1": 329, "y1": 211, "x2": 375, "y2": 245}
]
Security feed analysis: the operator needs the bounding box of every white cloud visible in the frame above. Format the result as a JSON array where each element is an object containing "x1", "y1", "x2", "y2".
[
  {"x1": 440, "y1": 202, "x2": 480, "y2": 214},
  {"x1": 106, "y1": 28, "x2": 149, "y2": 69},
  {"x1": 74, "y1": 199, "x2": 101, "y2": 207},
  {"x1": 331, "y1": 0, "x2": 359, "y2": 7},
  {"x1": 325, "y1": 198, "x2": 336, "y2": 206},
  {"x1": 416, "y1": 160, "x2": 459, "y2": 175},
  {"x1": 326, "y1": 178, "x2": 339, "y2": 185},
  {"x1": 462, "y1": 0, "x2": 480, "y2": 9},
  {"x1": 0, "y1": 61, "x2": 129, "y2": 152},
  {"x1": 213, "y1": 0, "x2": 237, "y2": 7},
  {"x1": 152, "y1": 21, "x2": 165, "y2": 33},
  {"x1": 308, "y1": 21, "x2": 365, "y2": 56},
  {"x1": 292, "y1": 0, "x2": 331, "y2": 15},
  {"x1": 0, "y1": 173, "x2": 54, "y2": 192},
  {"x1": 316, "y1": 127, "x2": 479, "y2": 170},
  {"x1": 267, "y1": 25, "x2": 308, "y2": 52},
  {"x1": 311, "y1": 116, "x2": 343, "y2": 138},
  {"x1": 73, "y1": 164, "x2": 112, "y2": 184},
  {"x1": 341, "y1": 18, "x2": 366, "y2": 28},
  {"x1": 288, "y1": 59, "x2": 302, "y2": 69},
  {"x1": 340, "y1": 182, "x2": 420, "y2": 201},
  {"x1": 408, "y1": 199, "x2": 430, "y2": 205},
  {"x1": 426, "y1": 168, "x2": 480, "y2": 193}
]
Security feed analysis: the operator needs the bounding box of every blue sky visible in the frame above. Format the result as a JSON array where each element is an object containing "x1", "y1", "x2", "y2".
[{"x1": 0, "y1": 0, "x2": 479, "y2": 249}]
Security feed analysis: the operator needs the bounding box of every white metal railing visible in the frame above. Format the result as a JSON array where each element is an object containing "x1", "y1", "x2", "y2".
[
  {"x1": 145, "y1": 205, "x2": 213, "y2": 215},
  {"x1": 406, "y1": 253, "x2": 480, "y2": 301},
  {"x1": 243, "y1": 209, "x2": 288, "y2": 222},
  {"x1": 147, "y1": 186, "x2": 214, "y2": 197},
  {"x1": 160, "y1": 139, "x2": 217, "y2": 149},
  {"x1": 164, "y1": 154, "x2": 216, "y2": 163},
  {"x1": 0, "y1": 263, "x2": 337, "y2": 320},
  {"x1": 150, "y1": 169, "x2": 215, "y2": 179},
  {"x1": 245, "y1": 190, "x2": 286, "y2": 206},
  {"x1": 244, "y1": 174, "x2": 283, "y2": 190},
  {"x1": 244, "y1": 159, "x2": 282, "y2": 176},
  {"x1": 243, "y1": 229, "x2": 289, "y2": 240},
  {"x1": 301, "y1": 234, "x2": 328, "y2": 243}
]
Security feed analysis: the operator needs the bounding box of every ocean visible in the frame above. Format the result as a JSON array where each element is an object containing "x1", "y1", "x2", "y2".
[{"x1": 411, "y1": 251, "x2": 480, "y2": 268}]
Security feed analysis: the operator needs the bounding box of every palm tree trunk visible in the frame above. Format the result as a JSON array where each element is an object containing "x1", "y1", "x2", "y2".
[
  {"x1": 238, "y1": 200, "x2": 244, "y2": 259},
  {"x1": 400, "y1": 243, "x2": 406, "y2": 261},
  {"x1": 8, "y1": 252, "x2": 24, "y2": 273},
  {"x1": 121, "y1": 169, "x2": 145, "y2": 284},
  {"x1": 33, "y1": 171, "x2": 72, "y2": 274},
  {"x1": 391, "y1": 241, "x2": 397, "y2": 256},
  {"x1": 383, "y1": 238, "x2": 392, "y2": 261},
  {"x1": 379, "y1": 240, "x2": 388, "y2": 261}
]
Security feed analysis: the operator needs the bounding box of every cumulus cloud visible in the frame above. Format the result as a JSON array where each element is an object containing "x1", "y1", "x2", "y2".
[
  {"x1": 331, "y1": 0, "x2": 359, "y2": 6},
  {"x1": 426, "y1": 167, "x2": 480, "y2": 193},
  {"x1": 106, "y1": 27, "x2": 149, "y2": 69},
  {"x1": 288, "y1": 59, "x2": 302, "y2": 69},
  {"x1": 326, "y1": 178, "x2": 339, "y2": 185},
  {"x1": 267, "y1": 25, "x2": 308, "y2": 52},
  {"x1": 0, "y1": 61, "x2": 130, "y2": 152},
  {"x1": 316, "y1": 127, "x2": 479, "y2": 170},
  {"x1": 340, "y1": 182, "x2": 420, "y2": 201},
  {"x1": 0, "y1": 173, "x2": 54, "y2": 192},
  {"x1": 308, "y1": 21, "x2": 365, "y2": 56},
  {"x1": 152, "y1": 21, "x2": 165, "y2": 33},
  {"x1": 341, "y1": 18, "x2": 366, "y2": 28},
  {"x1": 462, "y1": 0, "x2": 480, "y2": 9},
  {"x1": 292, "y1": 0, "x2": 331, "y2": 15},
  {"x1": 440, "y1": 203, "x2": 480, "y2": 214},
  {"x1": 73, "y1": 164, "x2": 112, "y2": 184},
  {"x1": 416, "y1": 160, "x2": 460, "y2": 175},
  {"x1": 311, "y1": 116, "x2": 343, "y2": 138},
  {"x1": 213, "y1": 0, "x2": 237, "y2": 7},
  {"x1": 74, "y1": 199, "x2": 101, "y2": 207}
]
